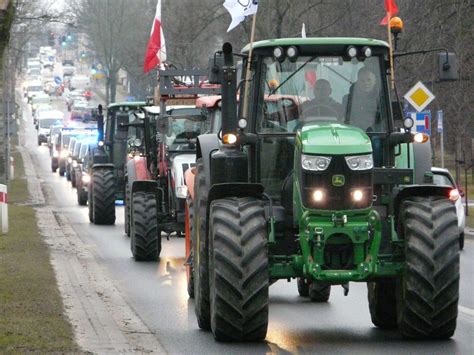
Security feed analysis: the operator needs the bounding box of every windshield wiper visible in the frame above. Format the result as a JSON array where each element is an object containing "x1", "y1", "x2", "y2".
[{"x1": 269, "y1": 55, "x2": 317, "y2": 97}]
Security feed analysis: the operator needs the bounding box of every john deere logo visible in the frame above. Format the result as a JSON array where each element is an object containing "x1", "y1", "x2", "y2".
[{"x1": 332, "y1": 175, "x2": 345, "y2": 187}]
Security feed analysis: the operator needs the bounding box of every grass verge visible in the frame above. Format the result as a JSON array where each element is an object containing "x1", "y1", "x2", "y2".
[{"x1": 0, "y1": 149, "x2": 79, "y2": 352}]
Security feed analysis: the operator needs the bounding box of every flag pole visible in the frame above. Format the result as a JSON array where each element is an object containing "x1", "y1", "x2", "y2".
[
  {"x1": 386, "y1": 15, "x2": 395, "y2": 89},
  {"x1": 242, "y1": 13, "x2": 257, "y2": 119}
]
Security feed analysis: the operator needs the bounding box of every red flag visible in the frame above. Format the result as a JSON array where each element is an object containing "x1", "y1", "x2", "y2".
[
  {"x1": 380, "y1": 0, "x2": 399, "y2": 25},
  {"x1": 144, "y1": 0, "x2": 167, "y2": 73}
]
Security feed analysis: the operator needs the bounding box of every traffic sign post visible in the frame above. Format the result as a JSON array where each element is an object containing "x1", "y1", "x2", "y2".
[{"x1": 437, "y1": 110, "x2": 444, "y2": 168}]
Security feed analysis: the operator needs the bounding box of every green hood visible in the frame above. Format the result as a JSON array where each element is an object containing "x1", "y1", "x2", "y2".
[{"x1": 298, "y1": 123, "x2": 372, "y2": 155}]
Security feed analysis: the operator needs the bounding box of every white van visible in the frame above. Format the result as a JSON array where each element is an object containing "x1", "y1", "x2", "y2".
[
  {"x1": 36, "y1": 110, "x2": 64, "y2": 145},
  {"x1": 69, "y1": 75, "x2": 91, "y2": 90},
  {"x1": 26, "y1": 80, "x2": 44, "y2": 103}
]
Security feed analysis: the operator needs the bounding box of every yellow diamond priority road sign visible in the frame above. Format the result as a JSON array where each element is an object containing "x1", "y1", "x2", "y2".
[{"x1": 404, "y1": 81, "x2": 435, "y2": 112}]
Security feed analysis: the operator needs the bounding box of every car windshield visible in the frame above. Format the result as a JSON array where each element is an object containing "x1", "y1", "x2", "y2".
[
  {"x1": 433, "y1": 173, "x2": 454, "y2": 187},
  {"x1": 39, "y1": 118, "x2": 59, "y2": 128},
  {"x1": 257, "y1": 55, "x2": 388, "y2": 133}
]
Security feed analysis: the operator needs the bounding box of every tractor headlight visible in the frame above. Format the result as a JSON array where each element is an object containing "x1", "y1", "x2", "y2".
[
  {"x1": 82, "y1": 174, "x2": 90, "y2": 183},
  {"x1": 72, "y1": 160, "x2": 78, "y2": 167},
  {"x1": 345, "y1": 154, "x2": 373, "y2": 171},
  {"x1": 352, "y1": 189, "x2": 364, "y2": 202},
  {"x1": 67, "y1": 157, "x2": 72, "y2": 163},
  {"x1": 53, "y1": 150, "x2": 59, "y2": 157},
  {"x1": 313, "y1": 189, "x2": 324, "y2": 202},
  {"x1": 175, "y1": 185, "x2": 188, "y2": 199},
  {"x1": 301, "y1": 154, "x2": 331, "y2": 171},
  {"x1": 60, "y1": 150, "x2": 69, "y2": 158}
]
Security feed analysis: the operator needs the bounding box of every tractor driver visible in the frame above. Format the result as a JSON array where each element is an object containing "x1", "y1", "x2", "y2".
[{"x1": 299, "y1": 79, "x2": 343, "y2": 119}]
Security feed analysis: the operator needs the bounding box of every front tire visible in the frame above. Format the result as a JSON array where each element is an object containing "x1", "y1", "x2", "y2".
[
  {"x1": 130, "y1": 191, "x2": 161, "y2": 261},
  {"x1": 209, "y1": 197, "x2": 269, "y2": 342},
  {"x1": 398, "y1": 197, "x2": 460, "y2": 339},
  {"x1": 185, "y1": 194, "x2": 194, "y2": 298},
  {"x1": 193, "y1": 158, "x2": 211, "y2": 330},
  {"x1": 367, "y1": 279, "x2": 397, "y2": 329},
  {"x1": 124, "y1": 182, "x2": 131, "y2": 237},
  {"x1": 91, "y1": 168, "x2": 115, "y2": 225}
]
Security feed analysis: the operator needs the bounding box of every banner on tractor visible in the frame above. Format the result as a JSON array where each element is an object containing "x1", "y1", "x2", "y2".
[{"x1": 224, "y1": 0, "x2": 259, "y2": 32}]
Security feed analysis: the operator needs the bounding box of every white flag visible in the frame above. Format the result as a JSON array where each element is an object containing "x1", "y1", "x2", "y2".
[
  {"x1": 223, "y1": 0, "x2": 259, "y2": 32},
  {"x1": 301, "y1": 23, "x2": 306, "y2": 38}
]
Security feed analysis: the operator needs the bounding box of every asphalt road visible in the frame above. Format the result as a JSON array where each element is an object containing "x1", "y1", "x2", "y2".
[{"x1": 19, "y1": 94, "x2": 474, "y2": 354}]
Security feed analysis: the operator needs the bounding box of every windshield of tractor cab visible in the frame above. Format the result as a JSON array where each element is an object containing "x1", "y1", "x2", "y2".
[
  {"x1": 259, "y1": 56, "x2": 388, "y2": 133},
  {"x1": 164, "y1": 108, "x2": 205, "y2": 150}
]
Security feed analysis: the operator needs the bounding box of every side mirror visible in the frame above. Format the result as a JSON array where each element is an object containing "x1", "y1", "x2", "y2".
[
  {"x1": 116, "y1": 112, "x2": 129, "y2": 131},
  {"x1": 208, "y1": 52, "x2": 224, "y2": 84},
  {"x1": 438, "y1": 52, "x2": 459, "y2": 81}
]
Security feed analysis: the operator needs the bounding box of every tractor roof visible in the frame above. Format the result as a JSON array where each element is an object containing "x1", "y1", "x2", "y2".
[
  {"x1": 242, "y1": 37, "x2": 389, "y2": 53},
  {"x1": 107, "y1": 101, "x2": 146, "y2": 109}
]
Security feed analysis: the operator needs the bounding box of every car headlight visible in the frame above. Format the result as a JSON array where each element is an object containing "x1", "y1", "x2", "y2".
[
  {"x1": 175, "y1": 185, "x2": 188, "y2": 199},
  {"x1": 345, "y1": 154, "x2": 373, "y2": 171},
  {"x1": 82, "y1": 174, "x2": 90, "y2": 183},
  {"x1": 301, "y1": 154, "x2": 331, "y2": 171}
]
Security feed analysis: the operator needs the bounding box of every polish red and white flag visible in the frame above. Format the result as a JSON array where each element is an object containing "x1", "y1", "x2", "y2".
[{"x1": 144, "y1": 0, "x2": 167, "y2": 73}]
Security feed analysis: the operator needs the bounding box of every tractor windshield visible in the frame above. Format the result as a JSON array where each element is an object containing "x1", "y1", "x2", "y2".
[
  {"x1": 164, "y1": 108, "x2": 206, "y2": 150},
  {"x1": 258, "y1": 55, "x2": 388, "y2": 133}
]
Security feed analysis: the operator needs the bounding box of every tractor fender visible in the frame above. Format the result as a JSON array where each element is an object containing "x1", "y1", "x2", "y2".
[
  {"x1": 196, "y1": 133, "x2": 219, "y2": 189},
  {"x1": 92, "y1": 163, "x2": 114, "y2": 170},
  {"x1": 413, "y1": 142, "x2": 432, "y2": 184},
  {"x1": 207, "y1": 182, "x2": 264, "y2": 211},
  {"x1": 126, "y1": 157, "x2": 151, "y2": 188},
  {"x1": 393, "y1": 184, "x2": 453, "y2": 232},
  {"x1": 131, "y1": 180, "x2": 159, "y2": 195}
]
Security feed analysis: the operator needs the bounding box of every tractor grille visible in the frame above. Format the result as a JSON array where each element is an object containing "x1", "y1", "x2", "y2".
[{"x1": 300, "y1": 155, "x2": 372, "y2": 210}]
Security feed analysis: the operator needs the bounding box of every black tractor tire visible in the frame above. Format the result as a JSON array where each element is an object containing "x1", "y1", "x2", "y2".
[
  {"x1": 187, "y1": 194, "x2": 194, "y2": 298},
  {"x1": 37, "y1": 138, "x2": 41, "y2": 146},
  {"x1": 91, "y1": 168, "x2": 116, "y2": 225},
  {"x1": 124, "y1": 182, "x2": 131, "y2": 237},
  {"x1": 308, "y1": 281, "x2": 331, "y2": 302},
  {"x1": 77, "y1": 190, "x2": 87, "y2": 206},
  {"x1": 66, "y1": 168, "x2": 71, "y2": 181},
  {"x1": 398, "y1": 197, "x2": 459, "y2": 339},
  {"x1": 209, "y1": 197, "x2": 269, "y2": 342},
  {"x1": 88, "y1": 185, "x2": 94, "y2": 222},
  {"x1": 297, "y1": 278, "x2": 309, "y2": 297},
  {"x1": 51, "y1": 163, "x2": 57, "y2": 173},
  {"x1": 59, "y1": 165, "x2": 65, "y2": 177},
  {"x1": 367, "y1": 279, "x2": 397, "y2": 329},
  {"x1": 130, "y1": 191, "x2": 161, "y2": 261},
  {"x1": 459, "y1": 232, "x2": 464, "y2": 251},
  {"x1": 193, "y1": 158, "x2": 211, "y2": 330}
]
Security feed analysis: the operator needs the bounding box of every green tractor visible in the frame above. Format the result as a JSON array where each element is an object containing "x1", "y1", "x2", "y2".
[
  {"x1": 191, "y1": 39, "x2": 460, "y2": 341},
  {"x1": 88, "y1": 101, "x2": 146, "y2": 225}
]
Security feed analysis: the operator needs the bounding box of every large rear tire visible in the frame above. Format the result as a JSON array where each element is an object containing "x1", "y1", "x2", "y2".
[
  {"x1": 367, "y1": 279, "x2": 397, "y2": 329},
  {"x1": 209, "y1": 197, "x2": 269, "y2": 342},
  {"x1": 398, "y1": 197, "x2": 459, "y2": 339},
  {"x1": 77, "y1": 189, "x2": 87, "y2": 206},
  {"x1": 193, "y1": 158, "x2": 210, "y2": 330},
  {"x1": 130, "y1": 191, "x2": 161, "y2": 261},
  {"x1": 91, "y1": 168, "x2": 115, "y2": 225},
  {"x1": 297, "y1": 278, "x2": 309, "y2": 297}
]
